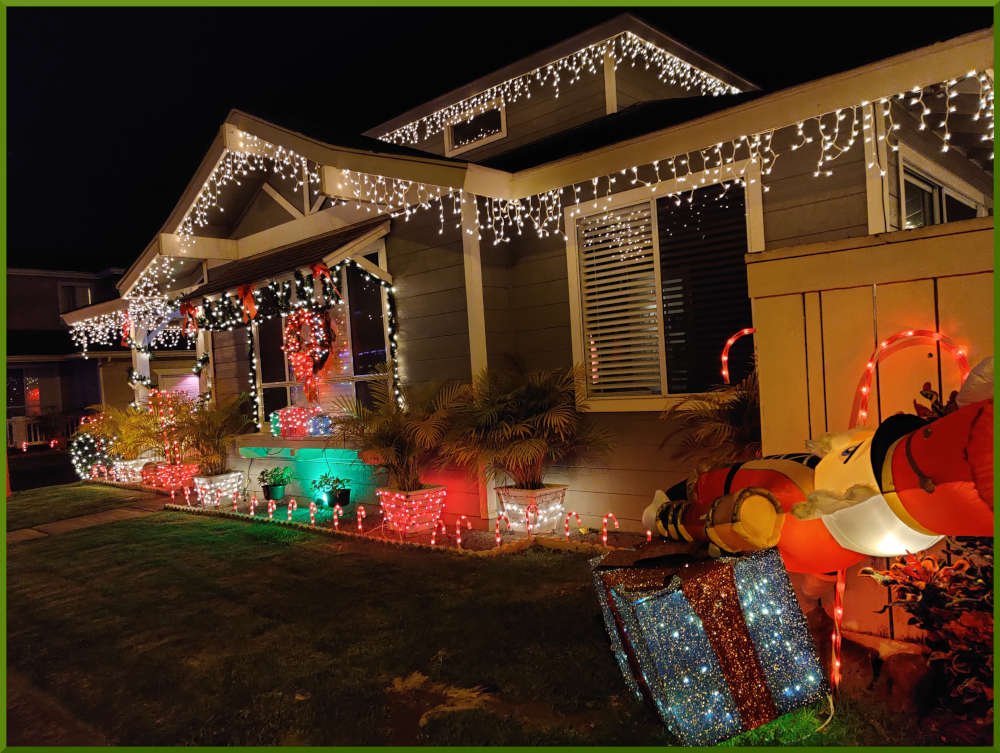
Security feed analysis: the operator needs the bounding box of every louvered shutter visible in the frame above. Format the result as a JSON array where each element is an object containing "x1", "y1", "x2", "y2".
[{"x1": 577, "y1": 201, "x2": 665, "y2": 396}]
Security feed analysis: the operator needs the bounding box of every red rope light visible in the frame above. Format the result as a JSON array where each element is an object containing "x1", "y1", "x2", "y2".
[
  {"x1": 848, "y1": 329, "x2": 970, "y2": 428},
  {"x1": 721, "y1": 327, "x2": 755, "y2": 384}
]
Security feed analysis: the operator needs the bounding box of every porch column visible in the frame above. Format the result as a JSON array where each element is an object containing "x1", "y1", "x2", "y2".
[
  {"x1": 130, "y1": 323, "x2": 151, "y2": 406},
  {"x1": 196, "y1": 329, "x2": 214, "y2": 402},
  {"x1": 459, "y1": 193, "x2": 496, "y2": 521}
]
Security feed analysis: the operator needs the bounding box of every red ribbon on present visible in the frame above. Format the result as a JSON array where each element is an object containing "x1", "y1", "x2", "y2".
[
  {"x1": 237, "y1": 284, "x2": 258, "y2": 323},
  {"x1": 311, "y1": 262, "x2": 341, "y2": 300},
  {"x1": 680, "y1": 562, "x2": 778, "y2": 730},
  {"x1": 179, "y1": 302, "x2": 198, "y2": 336}
]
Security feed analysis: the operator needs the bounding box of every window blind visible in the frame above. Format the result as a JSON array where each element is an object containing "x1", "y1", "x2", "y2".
[{"x1": 577, "y1": 201, "x2": 664, "y2": 396}]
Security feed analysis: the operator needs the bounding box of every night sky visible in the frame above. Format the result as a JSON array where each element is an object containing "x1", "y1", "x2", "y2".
[{"x1": 7, "y1": 6, "x2": 992, "y2": 272}]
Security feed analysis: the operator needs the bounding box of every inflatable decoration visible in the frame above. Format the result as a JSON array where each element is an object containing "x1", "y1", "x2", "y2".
[{"x1": 644, "y1": 357, "x2": 994, "y2": 574}]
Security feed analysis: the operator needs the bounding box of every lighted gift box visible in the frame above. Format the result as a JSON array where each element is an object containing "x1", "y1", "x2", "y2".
[
  {"x1": 591, "y1": 546, "x2": 826, "y2": 746},
  {"x1": 308, "y1": 414, "x2": 333, "y2": 436},
  {"x1": 269, "y1": 407, "x2": 315, "y2": 438}
]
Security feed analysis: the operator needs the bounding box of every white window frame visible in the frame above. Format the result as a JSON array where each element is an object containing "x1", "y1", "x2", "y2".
[
  {"x1": 250, "y1": 240, "x2": 394, "y2": 428},
  {"x1": 564, "y1": 159, "x2": 763, "y2": 412},
  {"x1": 443, "y1": 97, "x2": 507, "y2": 157},
  {"x1": 897, "y1": 143, "x2": 991, "y2": 231}
]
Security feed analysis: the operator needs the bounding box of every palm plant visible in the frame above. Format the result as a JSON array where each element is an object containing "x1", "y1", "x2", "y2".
[
  {"x1": 175, "y1": 394, "x2": 253, "y2": 476},
  {"x1": 84, "y1": 405, "x2": 162, "y2": 461},
  {"x1": 660, "y1": 367, "x2": 761, "y2": 473},
  {"x1": 441, "y1": 362, "x2": 609, "y2": 489},
  {"x1": 333, "y1": 367, "x2": 465, "y2": 492}
]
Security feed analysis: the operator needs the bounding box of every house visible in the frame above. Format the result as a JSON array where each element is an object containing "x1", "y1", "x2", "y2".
[
  {"x1": 6, "y1": 266, "x2": 197, "y2": 449},
  {"x1": 64, "y1": 16, "x2": 992, "y2": 562}
]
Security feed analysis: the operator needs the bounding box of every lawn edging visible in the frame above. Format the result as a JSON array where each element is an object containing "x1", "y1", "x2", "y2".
[{"x1": 162, "y1": 503, "x2": 619, "y2": 557}]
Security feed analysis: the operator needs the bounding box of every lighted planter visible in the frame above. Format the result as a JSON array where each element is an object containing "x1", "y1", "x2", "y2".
[
  {"x1": 496, "y1": 484, "x2": 567, "y2": 533},
  {"x1": 377, "y1": 486, "x2": 447, "y2": 534},
  {"x1": 111, "y1": 458, "x2": 161, "y2": 484},
  {"x1": 142, "y1": 462, "x2": 200, "y2": 490},
  {"x1": 193, "y1": 472, "x2": 244, "y2": 506}
]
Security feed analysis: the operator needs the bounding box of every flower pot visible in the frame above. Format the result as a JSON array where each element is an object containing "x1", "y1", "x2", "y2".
[
  {"x1": 193, "y1": 472, "x2": 244, "y2": 505},
  {"x1": 496, "y1": 484, "x2": 568, "y2": 533},
  {"x1": 376, "y1": 485, "x2": 447, "y2": 534},
  {"x1": 263, "y1": 484, "x2": 286, "y2": 501}
]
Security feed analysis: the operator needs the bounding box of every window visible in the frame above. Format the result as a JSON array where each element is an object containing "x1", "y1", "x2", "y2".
[
  {"x1": 898, "y1": 146, "x2": 990, "y2": 230},
  {"x1": 444, "y1": 99, "x2": 507, "y2": 157},
  {"x1": 7, "y1": 369, "x2": 25, "y2": 418},
  {"x1": 566, "y1": 166, "x2": 761, "y2": 409},
  {"x1": 252, "y1": 261, "x2": 390, "y2": 425},
  {"x1": 59, "y1": 284, "x2": 92, "y2": 313}
]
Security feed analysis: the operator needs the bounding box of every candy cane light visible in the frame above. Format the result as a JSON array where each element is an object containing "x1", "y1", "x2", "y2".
[
  {"x1": 849, "y1": 329, "x2": 970, "y2": 428},
  {"x1": 721, "y1": 327, "x2": 755, "y2": 384}
]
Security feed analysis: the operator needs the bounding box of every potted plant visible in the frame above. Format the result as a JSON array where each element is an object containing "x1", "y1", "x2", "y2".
[
  {"x1": 334, "y1": 367, "x2": 464, "y2": 533},
  {"x1": 441, "y1": 361, "x2": 609, "y2": 533},
  {"x1": 659, "y1": 366, "x2": 761, "y2": 473},
  {"x1": 258, "y1": 466, "x2": 293, "y2": 501},
  {"x1": 177, "y1": 394, "x2": 253, "y2": 503},
  {"x1": 311, "y1": 472, "x2": 350, "y2": 508}
]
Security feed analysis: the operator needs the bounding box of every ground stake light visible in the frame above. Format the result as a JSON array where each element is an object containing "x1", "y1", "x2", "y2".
[
  {"x1": 357, "y1": 505, "x2": 367, "y2": 533},
  {"x1": 309, "y1": 501, "x2": 317, "y2": 527},
  {"x1": 495, "y1": 513, "x2": 511, "y2": 548},
  {"x1": 455, "y1": 515, "x2": 471, "y2": 548},
  {"x1": 565, "y1": 511, "x2": 582, "y2": 540},
  {"x1": 603, "y1": 513, "x2": 619, "y2": 546},
  {"x1": 287, "y1": 498, "x2": 298, "y2": 521}
]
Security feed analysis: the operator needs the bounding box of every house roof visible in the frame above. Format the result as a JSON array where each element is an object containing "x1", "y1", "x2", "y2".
[
  {"x1": 362, "y1": 13, "x2": 758, "y2": 140},
  {"x1": 479, "y1": 91, "x2": 765, "y2": 173},
  {"x1": 183, "y1": 215, "x2": 388, "y2": 301}
]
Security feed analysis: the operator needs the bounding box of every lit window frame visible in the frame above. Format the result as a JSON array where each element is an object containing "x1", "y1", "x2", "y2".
[{"x1": 443, "y1": 97, "x2": 508, "y2": 157}]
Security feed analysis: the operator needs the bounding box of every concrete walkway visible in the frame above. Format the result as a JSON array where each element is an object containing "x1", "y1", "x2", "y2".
[{"x1": 8, "y1": 495, "x2": 166, "y2": 544}]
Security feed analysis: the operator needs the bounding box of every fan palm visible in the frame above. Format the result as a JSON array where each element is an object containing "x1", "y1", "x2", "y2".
[
  {"x1": 175, "y1": 394, "x2": 253, "y2": 476},
  {"x1": 83, "y1": 405, "x2": 162, "y2": 461},
  {"x1": 441, "y1": 361, "x2": 609, "y2": 489},
  {"x1": 660, "y1": 367, "x2": 761, "y2": 473},
  {"x1": 333, "y1": 366, "x2": 466, "y2": 492}
]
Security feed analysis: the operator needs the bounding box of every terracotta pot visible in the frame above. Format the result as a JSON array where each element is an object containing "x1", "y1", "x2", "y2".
[{"x1": 496, "y1": 484, "x2": 568, "y2": 533}]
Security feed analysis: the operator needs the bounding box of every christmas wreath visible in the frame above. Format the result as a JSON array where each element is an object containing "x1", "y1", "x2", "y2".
[{"x1": 283, "y1": 309, "x2": 335, "y2": 401}]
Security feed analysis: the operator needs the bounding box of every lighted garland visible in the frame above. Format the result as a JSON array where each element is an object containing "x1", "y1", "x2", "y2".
[
  {"x1": 192, "y1": 353, "x2": 210, "y2": 374},
  {"x1": 376, "y1": 30, "x2": 740, "y2": 146},
  {"x1": 127, "y1": 367, "x2": 156, "y2": 390}
]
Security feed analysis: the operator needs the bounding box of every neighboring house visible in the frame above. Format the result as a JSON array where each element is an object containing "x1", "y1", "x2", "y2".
[
  {"x1": 5, "y1": 267, "x2": 197, "y2": 449},
  {"x1": 64, "y1": 15, "x2": 992, "y2": 549}
]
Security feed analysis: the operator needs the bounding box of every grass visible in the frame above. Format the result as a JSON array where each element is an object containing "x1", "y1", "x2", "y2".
[
  {"x1": 5, "y1": 482, "x2": 163, "y2": 530},
  {"x1": 5, "y1": 490, "x2": 953, "y2": 745}
]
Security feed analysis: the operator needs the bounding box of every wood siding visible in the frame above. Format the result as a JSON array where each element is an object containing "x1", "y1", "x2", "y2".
[
  {"x1": 211, "y1": 329, "x2": 251, "y2": 405},
  {"x1": 614, "y1": 63, "x2": 692, "y2": 109},
  {"x1": 385, "y1": 210, "x2": 472, "y2": 384}
]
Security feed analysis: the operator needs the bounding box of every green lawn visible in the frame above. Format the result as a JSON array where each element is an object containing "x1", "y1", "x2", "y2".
[
  {"x1": 5, "y1": 482, "x2": 163, "y2": 530},
  {"x1": 6, "y1": 503, "x2": 957, "y2": 745}
]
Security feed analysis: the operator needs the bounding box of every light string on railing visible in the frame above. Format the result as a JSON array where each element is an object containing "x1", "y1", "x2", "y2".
[{"x1": 375, "y1": 31, "x2": 740, "y2": 146}]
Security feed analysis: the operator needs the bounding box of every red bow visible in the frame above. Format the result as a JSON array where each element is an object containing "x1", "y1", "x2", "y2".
[
  {"x1": 121, "y1": 315, "x2": 131, "y2": 347},
  {"x1": 237, "y1": 284, "x2": 258, "y2": 323},
  {"x1": 311, "y1": 263, "x2": 341, "y2": 300},
  {"x1": 179, "y1": 302, "x2": 198, "y2": 336}
]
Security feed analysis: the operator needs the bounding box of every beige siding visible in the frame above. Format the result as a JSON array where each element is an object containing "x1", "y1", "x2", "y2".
[
  {"x1": 386, "y1": 210, "x2": 471, "y2": 384},
  {"x1": 211, "y1": 329, "x2": 251, "y2": 405},
  {"x1": 614, "y1": 63, "x2": 691, "y2": 109},
  {"x1": 763, "y1": 137, "x2": 868, "y2": 249}
]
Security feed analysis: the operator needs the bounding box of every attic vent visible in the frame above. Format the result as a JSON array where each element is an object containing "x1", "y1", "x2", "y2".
[
  {"x1": 444, "y1": 99, "x2": 507, "y2": 156},
  {"x1": 577, "y1": 201, "x2": 664, "y2": 396}
]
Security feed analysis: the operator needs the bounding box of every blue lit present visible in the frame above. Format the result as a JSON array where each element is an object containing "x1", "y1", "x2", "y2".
[
  {"x1": 308, "y1": 414, "x2": 332, "y2": 436},
  {"x1": 592, "y1": 547, "x2": 826, "y2": 745}
]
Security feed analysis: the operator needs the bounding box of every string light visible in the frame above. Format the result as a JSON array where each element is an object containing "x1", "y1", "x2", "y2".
[
  {"x1": 721, "y1": 328, "x2": 755, "y2": 384},
  {"x1": 377, "y1": 487, "x2": 447, "y2": 534},
  {"x1": 849, "y1": 329, "x2": 970, "y2": 428},
  {"x1": 602, "y1": 512, "x2": 619, "y2": 546},
  {"x1": 193, "y1": 471, "x2": 244, "y2": 505},
  {"x1": 375, "y1": 31, "x2": 739, "y2": 146},
  {"x1": 565, "y1": 511, "x2": 582, "y2": 540}
]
